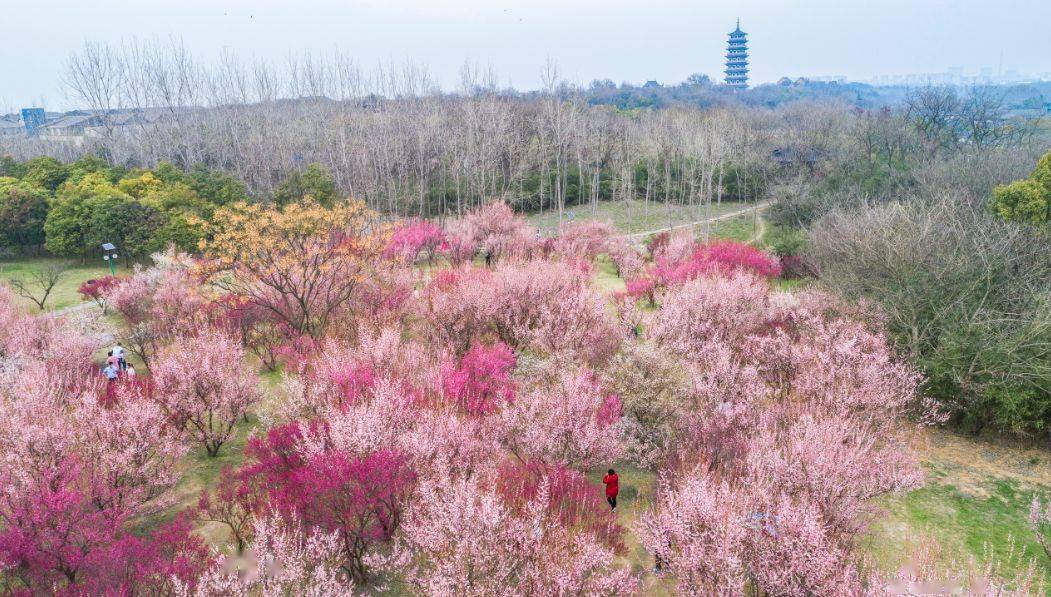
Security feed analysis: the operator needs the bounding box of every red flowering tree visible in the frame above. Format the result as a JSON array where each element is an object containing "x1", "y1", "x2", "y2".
[
  {"x1": 78, "y1": 275, "x2": 121, "y2": 314},
  {"x1": 238, "y1": 424, "x2": 416, "y2": 586},
  {"x1": 0, "y1": 457, "x2": 211, "y2": 593},
  {"x1": 282, "y1": 449, "x2": 415, "y2": 585},
  {"x1": 647, "y1": 239, "x2": 782, "y2": 290},
  {"x1": 197, "y1": 466, "x2": 263, "y2": 555}
]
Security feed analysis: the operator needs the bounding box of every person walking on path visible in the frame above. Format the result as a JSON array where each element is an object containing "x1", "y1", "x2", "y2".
[
  {"x1": 126, "y1": 363, "x2": 136, "y2": 378},
  {"x1": 112, "y1": 343, "x2": 127, "y2": 372},
  {"x1": 102, "y1": 362, "x2": 119, "y2": 403},
  {"x1": 102, "y1": 362, "x2": 119, "y2": 383},
  {"x1": 602, "y1": 469, "x2": 619, "y2": 512}
]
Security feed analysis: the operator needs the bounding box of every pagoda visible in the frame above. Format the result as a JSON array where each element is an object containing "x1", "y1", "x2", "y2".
[{"x1": 724, "y1": 19, "x2": 749, "y2": 89}]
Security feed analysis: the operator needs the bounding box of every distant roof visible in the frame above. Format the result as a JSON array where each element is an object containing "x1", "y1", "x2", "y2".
[{"x1": 42, "y1": 113, "x2": 103, "y2": 130}]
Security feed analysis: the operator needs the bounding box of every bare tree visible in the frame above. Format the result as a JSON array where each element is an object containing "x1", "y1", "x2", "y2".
[{"x1": 7, "y1": 264, "x2": 68, "y2": 310}]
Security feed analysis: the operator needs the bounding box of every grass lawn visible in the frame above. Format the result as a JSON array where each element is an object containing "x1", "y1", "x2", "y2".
[
  {"x1": 526, "y1": 199, "x2": 756, "y2": 235},
  {"x1": 0, "y1": 256, "x2": 116, "y2": 312},
  {"x1": 861, "y1": 428, "x2": 1051, "y2": 583},
  {"x1": 594, "y1": 254, "x2": 627, "y2": 294},
  {"x1": 705, "y1": 214, "x2": 762, "y2": 243}
]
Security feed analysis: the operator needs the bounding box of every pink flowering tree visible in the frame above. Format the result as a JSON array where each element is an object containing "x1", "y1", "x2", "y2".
[
  {"x1": 105, "y1": 259, "x2": 209, "y2": 366},
  {"x1": 390, "y1": 474, "x2": 636, "y2": 596},
  {"x1": 446, "y1": 201, "x2": 536, "y2": 264},
  {"x1": 213, "y1": 293, "x2": 288, "y2": 372},
  {"x1": 76, "y1": 391, "x2": 189, "y2": 517},
  {"x1": 648, "y1": 272, "x2": 771, "y2": 354},
  {"x1": 552, "y1": 220, "x2": 616, "y2": 262},
  {"x1": 423, "y1": 260, "x2": 621, "y2": 365},
  {"x1": 497, "y1": 460, "x2": 625, "y2": 552},
  {"x1": 150, "y1": 332, "x2": 262, "y2": 457},
  {"x1": 638, "y1": 469, "x2": 861, "y2": 595},
  {"x1": 183, "y1": 512, "x2": 352, "y2": 596},
  {"x1": 1029, "y1": 497, "x2": 1051, "y2": 559},
  {"x1": 503, "y1": 369, "x2": 623, "y2": 469},
  {"x1": 419, "y1": 267, "x2": 498, "y2": 357}
]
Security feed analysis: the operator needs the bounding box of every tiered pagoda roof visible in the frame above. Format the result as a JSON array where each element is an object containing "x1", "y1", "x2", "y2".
[{"x1": 724, "y1": 19, "x2": 749, "y2": 90}]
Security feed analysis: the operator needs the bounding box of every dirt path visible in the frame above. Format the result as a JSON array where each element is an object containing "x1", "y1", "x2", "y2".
[
  {"x1": 53, "y1": 300, "x2": 95, "y2": 316},
  {"x1": 626, "y1": 201, "x2": 770, "y2": 240},
  {"x1": 747, "y1": 210, "x2": 766, "y2": 244},
  {"x1": 918, "y1": 427, "x2": 1051, "y2": 495}
]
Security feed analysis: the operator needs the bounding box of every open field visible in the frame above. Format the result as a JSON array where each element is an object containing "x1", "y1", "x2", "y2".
[
  {"x1": 525, "y1": 199, "x2": 760, "y2": 235},
  {"x1": 0, "y1": 257, "x2": 115, "y2": 312}
]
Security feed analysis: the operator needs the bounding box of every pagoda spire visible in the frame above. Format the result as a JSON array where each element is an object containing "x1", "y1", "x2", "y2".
[{"x1": 724, "y1": 20, "x2": 749, "y2": 90}]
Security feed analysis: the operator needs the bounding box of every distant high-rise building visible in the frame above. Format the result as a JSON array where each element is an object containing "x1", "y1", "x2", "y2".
[{"x1": 725, "y1": 19, "x2": 749, "y2": 89}]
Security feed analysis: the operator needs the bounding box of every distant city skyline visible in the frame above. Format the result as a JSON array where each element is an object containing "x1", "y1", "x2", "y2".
[{"x1": 2, "y1": 0, "x2": 1049, "y2": 111}]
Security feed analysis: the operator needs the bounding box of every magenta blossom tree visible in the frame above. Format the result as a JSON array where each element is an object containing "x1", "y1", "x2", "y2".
[
  {"x1": 442, "y1": 342, "x2": 516, "y2": 416},
  {"x1": 384, "y1": 219, "x2": 447, "y2": 264}
]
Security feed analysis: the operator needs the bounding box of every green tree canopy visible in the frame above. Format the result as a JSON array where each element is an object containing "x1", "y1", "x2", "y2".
[
  {"x1": 0, "y1": 183, "x2": 49, "y2": 252},
  {"x1": 274, "y1": 163, "x2": 337, "y2": 207},
  {"x1": 187, "y1": 164, "x2": 249, "y2": 206},
  {"x1": 990, "y1": 179, "x2": 1049, "y2": 227},
  {"x1": 22, "y1": 156, "x2": 68, "y2": 191}
]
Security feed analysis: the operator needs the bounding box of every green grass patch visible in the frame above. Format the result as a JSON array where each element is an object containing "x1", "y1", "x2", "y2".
[
  {"x1": 706, "y1": 214, "x2": 761, "y2": 243},
  {"x1": 0, "y1": 256, "x2": 116, "y2": 312},
  {"x1": 526, "y1": 199, "x2": 753, "y2": 235},
  {"x1": 863, "y1": 468, "x2": 1050, "y2": 580},
  {"x1": 594, "y1": 254, "x2": 627, "y2": 294}
]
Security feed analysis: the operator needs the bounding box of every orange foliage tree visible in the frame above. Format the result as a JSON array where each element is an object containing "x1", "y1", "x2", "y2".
[{"x1": 201, "y1": 200, "x2": 385, "y2": 339}]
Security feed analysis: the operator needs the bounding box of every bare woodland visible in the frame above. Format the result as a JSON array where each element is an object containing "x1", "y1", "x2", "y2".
[{"x1": 3, "y1": 41, "x2": 844, "y2": 218}]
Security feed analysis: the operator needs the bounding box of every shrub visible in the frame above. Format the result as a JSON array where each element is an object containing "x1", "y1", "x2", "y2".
[{"x1": 809, "y1": 200, "x2": 1051, "y2": 434}]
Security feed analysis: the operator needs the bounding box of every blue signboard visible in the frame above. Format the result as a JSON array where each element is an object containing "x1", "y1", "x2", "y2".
[{"x1": 21, "y1": 108, "x2": 46, "y2": 136}]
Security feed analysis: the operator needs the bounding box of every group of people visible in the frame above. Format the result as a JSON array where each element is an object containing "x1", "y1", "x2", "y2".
[{"x1": 101, "y1": 343, "x2": 135, "y2": 382}]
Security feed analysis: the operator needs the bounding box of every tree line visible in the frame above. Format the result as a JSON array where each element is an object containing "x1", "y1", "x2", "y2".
[{"x1": 3, "y1": 41, "x2": 836, "y2": 220}]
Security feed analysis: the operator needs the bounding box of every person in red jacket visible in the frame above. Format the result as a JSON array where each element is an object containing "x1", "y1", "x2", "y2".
[{"x1": 602, "y1": 468, "x2": 619, "y2": 512}]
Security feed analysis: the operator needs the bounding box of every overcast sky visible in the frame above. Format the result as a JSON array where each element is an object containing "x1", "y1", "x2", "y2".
[{"x1": 3, "y1": 0, "x2": 1049, "y2": 111}]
